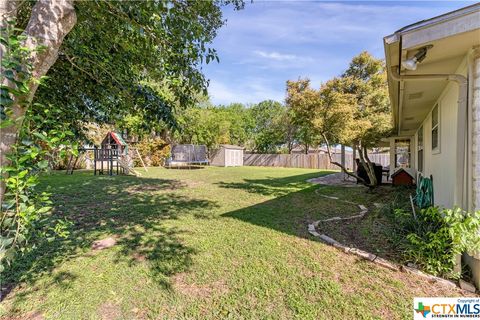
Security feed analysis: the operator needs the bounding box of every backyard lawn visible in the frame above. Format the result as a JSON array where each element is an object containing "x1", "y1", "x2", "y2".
[{"x1": 0, "y1": 167, "x2": 471, "y2": 319}]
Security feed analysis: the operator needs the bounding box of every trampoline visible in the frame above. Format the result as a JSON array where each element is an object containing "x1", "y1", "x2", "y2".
[{"x1": 166, "y1": 144, "x2": 209, "y2": 167}]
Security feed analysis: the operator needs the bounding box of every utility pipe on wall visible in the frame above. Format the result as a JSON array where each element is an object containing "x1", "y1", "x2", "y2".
[{"x1": 389, "y1": 66, "x2": 468, "y2": 209}]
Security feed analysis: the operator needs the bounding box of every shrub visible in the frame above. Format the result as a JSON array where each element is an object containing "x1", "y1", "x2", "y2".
[
  {"x1": 395, "y1": 206, "x2": 480, "y2": 278},
  {"x1": 134, "y1": 137, "x2": 170, "y2": 167}
]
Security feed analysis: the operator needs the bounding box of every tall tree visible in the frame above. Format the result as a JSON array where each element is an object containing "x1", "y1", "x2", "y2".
[
  {"x1": 285, "y1": 79, "x2": 322, "y2": 154},
  {"x1": 285, "y1": 52, "x2": 391, "y2": 187},
  {"x1": 249, "y1": 100, "x2": 286, "y2": 153},
  {"x1": 174, "y1": 102, "x2": 253, "y2": 150},
  {"x1": 336, "y1": 52, "x2": 392, "y2": 186},
  {"x1": 1, "y1": 0, "x2": 76, "y2": 200},
  {"x1": 0, "y1": 0, "x2": 243, "y2": 200}
]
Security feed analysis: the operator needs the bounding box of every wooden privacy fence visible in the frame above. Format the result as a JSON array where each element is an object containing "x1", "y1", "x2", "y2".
[{"x1": 243, "y1": 153, "x2": 389, "y2": 170}]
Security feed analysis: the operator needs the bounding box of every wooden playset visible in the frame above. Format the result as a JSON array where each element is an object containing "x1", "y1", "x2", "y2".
[{"x1": 66, "y1": 131, "x2": 147, "y2": 176}]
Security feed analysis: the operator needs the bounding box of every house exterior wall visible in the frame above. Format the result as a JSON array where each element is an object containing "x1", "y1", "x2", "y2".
[
  {"x1": 409, "y1": 58, "x2": 467, "y2": 209},
  {"x1": 465, "y1": 47, "x2": 480, "y2": 289},
  {"x1": 472, "y1": 48, "x2": 480, "y2": 210},
  {"x1": 413, "y1": 81, "x2": 459, "y2": 208}
]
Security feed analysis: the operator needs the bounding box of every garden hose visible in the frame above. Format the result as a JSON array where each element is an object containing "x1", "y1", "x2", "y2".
[{"x1": 415, "y1": 175, "x2": 434, "y2": 209}]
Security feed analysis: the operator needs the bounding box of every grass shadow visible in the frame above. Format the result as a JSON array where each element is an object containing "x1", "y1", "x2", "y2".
[
  {"x1": 219, "y1": 173, "x2": 404, "y2": 259},
  {"x1": 3, "y1": 171, "x2": 217, "y2": 300},
  {"x1": 215, "y1": 171, "x2": 332, "y2": 197}
]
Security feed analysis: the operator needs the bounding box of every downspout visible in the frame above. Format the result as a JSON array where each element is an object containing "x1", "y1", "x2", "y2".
[
  {"x1": 467, "y1": 49, "x2": 475, "y2": 212},
  {"x1": 389, "y1": 66, "x2": 468, "y2": 209}
]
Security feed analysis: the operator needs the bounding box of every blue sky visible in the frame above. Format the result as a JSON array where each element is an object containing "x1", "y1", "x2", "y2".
[{"x1": 203, "y1": 0, "x2": 475, "y2": 105}]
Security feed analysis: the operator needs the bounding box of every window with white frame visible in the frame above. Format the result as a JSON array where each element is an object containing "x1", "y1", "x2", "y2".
[
  {"x1": 431, "y1": 104, "x2": 439, "y2": 151},
  {"x1": 417, "y1": 125, "x2": 423, "y2": 172}
]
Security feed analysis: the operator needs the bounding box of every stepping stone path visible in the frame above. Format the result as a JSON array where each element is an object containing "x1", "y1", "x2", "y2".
[{"x1": 307, "y1": 172, "x2": 362, "y2": 187}]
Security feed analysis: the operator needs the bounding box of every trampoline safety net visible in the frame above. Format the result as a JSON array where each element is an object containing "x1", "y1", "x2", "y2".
[{"x1": 171, "y1": 144, "x2": 208, "y2": 164}]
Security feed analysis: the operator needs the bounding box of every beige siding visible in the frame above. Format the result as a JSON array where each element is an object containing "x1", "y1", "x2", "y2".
[
  {"x1": 472, "y1": 47, "x2": 480, "y2": 210},
  {"x1": 410, "y1": 59, "x2": 467, "y2": 209}
]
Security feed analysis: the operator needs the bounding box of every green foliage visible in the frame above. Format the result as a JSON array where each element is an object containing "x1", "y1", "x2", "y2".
[
  {"x1": 392, "y1": 206, "x2": 480, "y2": 278},
  {"x1": 285, "y1": 79, "x2": 323, "y2": 151},
  {"x1": 174, "y1": 102, "x2": 253, "y2": 150},
  {"x1": 174, "y1": 99, "x2": 297, "y2": 153},
  {"x1": 285, "y1": 52, "x2": 392, "y2": 186},
  {"x1": 135, "y1": 137, "x2": 171, "y2": 167},
  {"x1": 341, "y1": 51, "x2": 392, "y2": 149},
  {"x1": 286, "y1": 78, "x2": 355, "y2": 150},
  {"x1": 0, "y1": 21, "x2": 36, "y2": 124},
  {"x1": 0, "y1": 21, "x2": 75, "y2": 273},
  {"x1": 17, "y1": 0, "x2": 244, "y2": 138},
  {"x1": 250, "y1": 100, "x2": 288, "y2": 153},
  {"x1": 0, "y1": 105, "x2": 76, "y2": 273}
]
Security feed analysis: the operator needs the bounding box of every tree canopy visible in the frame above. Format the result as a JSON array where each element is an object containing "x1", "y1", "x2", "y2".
[
  {"x1": 285, "y1": 52, "x2": 392, "y2": 185},
  {"x1": 20, "y1": 0, "x2": 244, "y2": 138}
]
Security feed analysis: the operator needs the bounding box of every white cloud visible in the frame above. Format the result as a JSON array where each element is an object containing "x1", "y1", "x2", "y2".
[
  {"x1": 204, "y1": 1, "x2": 472, "y2": 105},
  {"x1": 207, "y1": 81, "x2": 239, "y2": 103},
  {"x1": 207, "y1": 77, "x2": 285, "y2": 105},
  {"x1": 254, "y1": 50, "x2": 297, "y2": 61}
]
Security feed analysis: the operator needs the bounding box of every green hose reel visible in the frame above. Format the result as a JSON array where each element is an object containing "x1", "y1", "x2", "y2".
[{"x1": 415, "y1": 174, "x2": 434, "y2": 209}]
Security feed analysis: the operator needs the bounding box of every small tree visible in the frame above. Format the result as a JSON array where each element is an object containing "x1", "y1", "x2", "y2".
[
  {"x1": 286, "y1": 52, "x2": 392, "y2": 187},
  {"x1": 336, "y1": 52, "x2": 392, "y2": 187},
  {"x1": 285, "y1": 79, "x2": 322, "y2": 154}
]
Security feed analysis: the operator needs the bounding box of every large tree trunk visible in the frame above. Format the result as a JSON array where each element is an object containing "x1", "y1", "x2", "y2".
[
  {"x1": 356, "y1": 144, "x2": 378, "y2": 188},
  {"x1": 321, "y1": 134, "x2": 366, "y2": 184},
  {"x1": 0, "y1": 0, "x2": 77, "y2": 202}
]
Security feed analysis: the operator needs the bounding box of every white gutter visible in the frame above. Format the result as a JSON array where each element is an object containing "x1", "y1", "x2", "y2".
[{"x1": 389, "y1": 66, "x2": 468, "y2": 208}]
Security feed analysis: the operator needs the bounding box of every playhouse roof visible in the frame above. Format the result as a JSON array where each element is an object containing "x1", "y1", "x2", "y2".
[{"x1": 102, "y1": 131, "x2": 127, "y2": 146}]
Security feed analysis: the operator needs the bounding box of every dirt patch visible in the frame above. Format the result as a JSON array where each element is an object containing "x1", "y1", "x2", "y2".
[
  {"x1": 129, "y1": 307, "x2": 148, "y2": 319},
  {"x1": 97, "y1": 302, "x2": 122, "y2": 320},
  {"x1": 184, "y1": 180, "x2": 204, "y2": 188},
  {"x1": 307, "y1": 173, "x2": 362, "y2": 187},
  {"x1": 172, "y1": 273, "x2": 229, "y2": 298},
  {"x1": 132, "y1": 252, "x2": 146, "y2": 262},
  {"x1": 92, "y1": 237, "x2": 117, "y2": 250},
  {"x1": 317, "y1": 214, "x2": 400, "y2": 262}
]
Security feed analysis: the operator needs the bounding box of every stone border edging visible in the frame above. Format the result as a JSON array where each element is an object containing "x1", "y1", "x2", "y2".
[
  {"x1": 309, "y1": 189, "x2": 461, "y2": 290},
  {"x1": 308, "y1": 220, "x2": 459, "y2": 290}
]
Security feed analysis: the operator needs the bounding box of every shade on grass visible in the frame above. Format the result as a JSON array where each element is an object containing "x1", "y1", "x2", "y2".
[{"x1": 0, "y1": 167, "x2": 470, "y2": 319}]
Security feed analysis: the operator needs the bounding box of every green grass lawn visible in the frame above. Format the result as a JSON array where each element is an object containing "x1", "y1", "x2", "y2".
[{"x1": 0, "y1": 167, "x2": 468, "y2": 319}]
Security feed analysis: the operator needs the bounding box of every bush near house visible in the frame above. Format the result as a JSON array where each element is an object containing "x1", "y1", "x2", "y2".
[
  {"x1": 391, "y1": 206, "x2": 480, "y2": 278},
  {"x1": 134, "y1": 137, "x2": 171, "y2": 167}
]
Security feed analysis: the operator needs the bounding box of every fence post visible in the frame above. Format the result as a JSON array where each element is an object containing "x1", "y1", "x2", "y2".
[
  {"x1": 94, "y1": 146, "x2": 97, "y2": 175},
  {"x1": 352, "y1": 147, "x2": 357, "y2": 172}
]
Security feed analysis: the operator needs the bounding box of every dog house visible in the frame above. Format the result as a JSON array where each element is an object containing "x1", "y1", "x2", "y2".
[
  {"x1": 391, "y1": 168, "x2": 415, "y2": 186},
  {"x1": 210, "y1": 144, "x2": 244, "y2": 167}
]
